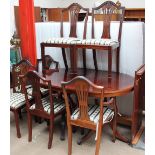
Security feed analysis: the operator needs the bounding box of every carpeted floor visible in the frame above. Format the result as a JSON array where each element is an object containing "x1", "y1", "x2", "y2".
[{"x1": 10, "y1": 112, "x2": 145, "y2": 155}]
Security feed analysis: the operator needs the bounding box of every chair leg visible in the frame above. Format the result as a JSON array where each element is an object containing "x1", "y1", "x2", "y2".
[
  {"x1": 95, "y1": 125, "x2": 103, "y2": 155},
  {"x1": 27, "y1": 112, "x2": 32, "y2": 142},
  {"x1": 60, "y1": 113, "x2": 66, "y2": 140},
  {"x1": 18, "y1": 108, "x2": 22, "y2": 120},
  {"x1": 48, "y1": 119, "x2": 54, "y2": 149},
  {"x1": 14, "y1": 110, "x2": 21, "y2": 138},
  {"x1": 112, "y1": 97, "x2": 117, "y2": 142},
  {"x1": 80, "y1": 128, "x2": 85, "y2": 135},
  {"x1": 68, "y1": 125, "x2": 72, "y2": 155}
]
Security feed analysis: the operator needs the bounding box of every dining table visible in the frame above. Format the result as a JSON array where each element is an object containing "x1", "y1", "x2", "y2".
[{"x1": 39, "y1": 68, "x2": 134, "y2": 143}]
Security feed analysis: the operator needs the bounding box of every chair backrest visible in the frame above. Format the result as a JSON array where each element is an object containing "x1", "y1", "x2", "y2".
[
  {"x1": 92, "y1": 1, "x2": 125, "y2": 41},
  {"x1": 132, "y1": 64, "x2": 145, "y2": 140},
  {"x1": 62, "y1": 76, "x2": 104, "y2": 123},
  {"x1": 21, "y1": 70, "x2": 54, "y2": 115},
  {"x1": 12, "y1": 59, "x2": 36, "y2": 93},
  {"x1": 60, "y1": 3, "x2": 89, "y2": 39},
  {"x1": 37, "y1": 55, "x2": 59, "y2": 72}
]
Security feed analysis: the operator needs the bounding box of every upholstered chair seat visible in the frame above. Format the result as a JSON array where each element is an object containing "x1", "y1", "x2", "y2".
[
  {"x1": 10, "y1": 92, "x2": 32, "y2": 109},
  {"x1": 71, "y1": 105, "x2": 114, "y2": 124},
  {"x1": 30, "y1": 96, "x2": 65, "y2": 114},
  {"x1": 45, "y1": 37, "x2": 80, "y2": 44}
]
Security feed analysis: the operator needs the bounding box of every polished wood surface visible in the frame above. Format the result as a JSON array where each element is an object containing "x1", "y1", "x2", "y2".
[{"x1": 39, "y1": 68, "x2": 134, "y2": 97}]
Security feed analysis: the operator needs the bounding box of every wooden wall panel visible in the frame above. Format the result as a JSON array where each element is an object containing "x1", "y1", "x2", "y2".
[
  {"x1": 47, "y1": 8, "x2": 69, "y2": 22},
  {"x1": 124, "y1": 8, "x2": 145, "y2": 21},
  {"x1": 34, "y1": 7, "x2": 41, "y2": 22}
]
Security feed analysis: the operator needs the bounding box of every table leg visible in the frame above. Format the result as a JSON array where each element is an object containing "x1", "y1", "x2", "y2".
[
  {"x1": 70, "y1": 46, "x2": 77, "y2": 74},
  {"x1": 77, "y1": 129, "x2": 93, "y2": 145},
  {"x1": 115, "y1": 130, "x2": 130, "y2": 143},
  {"x1": 108, "y1": 48, "x2": 112, "y2": 78},
  {"x1": 60, "y1": 113, "x2": 66, "y2": 141}
]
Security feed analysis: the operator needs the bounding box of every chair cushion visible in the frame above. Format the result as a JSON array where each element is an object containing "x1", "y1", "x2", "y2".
[
  {"x1": 10, "y1": 87, "x2": 48, "y2": 109},
  {"x1": 71, "y1": 104, "x2": 114, "y2": 124},
  {"x1": 30, "y1": 96, "x2": 65, "y2": 114},
  {"x1": 78, "y1": 39, "x2": 119, "y2": 46},
  {"x1": 10, "y1": 92, "x2": 32, "y2": 109},
  {"x1": 44, "y1": 38, "x2": 118, "y2": 46},
  {"x1": 45, "y1": 37, "x2": 81, "y2": 44},
  {"x1": 27, "y1": 87, "x2": 49, "y2": 96}
]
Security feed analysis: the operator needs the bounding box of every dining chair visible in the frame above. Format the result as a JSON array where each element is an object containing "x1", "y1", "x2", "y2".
[
  {"x1": 10, "y1": 59, "x2": 36, "y2": 138},
  {"x1": 60, "y1": 3, "x2": 89, "y2": 70},
  {"x1": 21, "y1": 70, "x2": 66, "y2": 149},
  {"x1": 37, "y1": 55, "x2": 59, "y2": 73},
  {"x1": 91, "y1": 1, "x2": 125, "y2": 73},
  {"x1": 61, "y1": 76, "x2": 117, "y2": 155}
]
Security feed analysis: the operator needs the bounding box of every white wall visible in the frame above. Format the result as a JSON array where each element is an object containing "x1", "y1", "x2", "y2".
[
  {"x1": 10, "y1": 0, "x2": 145, "y2": 37},
  {"x1": 55, "y1": 0, "x2": 145, "y2": 9},
  {"x1": 11, "y1": 0, "x2": 145, "y2": 9}
]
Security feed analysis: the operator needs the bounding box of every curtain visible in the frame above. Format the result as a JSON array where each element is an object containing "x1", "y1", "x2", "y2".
[{"x1": 19, "y1": 0, "x2": 37, "y2": 66}]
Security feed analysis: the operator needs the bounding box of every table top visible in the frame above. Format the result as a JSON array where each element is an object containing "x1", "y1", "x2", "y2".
[{"x1": 40, "y1": 68, "x2": 134, "y2": 97}]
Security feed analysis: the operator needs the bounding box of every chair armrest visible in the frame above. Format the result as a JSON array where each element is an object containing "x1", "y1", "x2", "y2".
[{"x1": 36, "y1": 58, "x2": 42, "y2": 71}]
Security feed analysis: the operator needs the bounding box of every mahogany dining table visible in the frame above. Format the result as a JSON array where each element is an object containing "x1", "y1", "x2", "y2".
[
  {"x1": 39, "y1": 68, "x2": 134, "y2": 143},
  {"x1": 40, "y1": 68, "x2": 134, "y2": 97}
]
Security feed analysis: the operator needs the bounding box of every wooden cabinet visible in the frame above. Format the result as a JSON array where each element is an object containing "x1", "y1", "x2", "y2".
[
  {"x1": 14, "y1": 6, "x2": 41, "y2": 36},
  {"x1": 47, "y1": 8, "x2": 69, "y2": 22},
  {"x1": 78, "y1": 8, "x2": 145, "y2": 22},
  {"x1": 124, "y1": 8, "x2": 145, "y2": 22}
]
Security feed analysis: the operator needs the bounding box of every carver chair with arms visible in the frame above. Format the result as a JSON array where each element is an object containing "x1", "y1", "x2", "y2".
[
  {"x1": 62, "y1": 76, "x2": 117, "y2": 155},
  {"x1": 10, "y1": 59, "x2": 36, "y2": 138},
  {"x1": 37, "y1": 55, "x2": 59, "y2": 73}
]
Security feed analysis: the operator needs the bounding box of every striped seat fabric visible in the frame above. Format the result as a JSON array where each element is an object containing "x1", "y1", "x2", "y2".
[
  {"x1": 45, "y1": 37, "x2": 81, "y2": 45},
  {"x1": 76, "y1": 39, "x2": 119, "y2": 46},
  {"x1": 44, "y1": 38, "x2": 118, "y2": 46},
  {"x1": 10, "y1": 92, "x2": 32, "y2": 109},
  {"x1": 27, "y1": 87, "x2": 49, "y2": 96},
  {"x1": 30, "y1": 96, "x2": 65, "y2": 114},
  {"x1": 71, "y1": 104, "x2": 114, "y2": 124}
]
